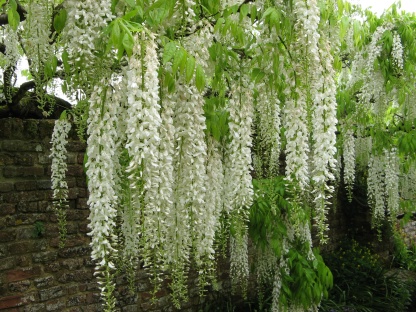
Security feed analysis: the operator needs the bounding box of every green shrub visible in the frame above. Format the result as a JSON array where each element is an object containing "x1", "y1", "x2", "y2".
[{"x1": 320, "y1": 239, "x2": 413, "y2": 312}]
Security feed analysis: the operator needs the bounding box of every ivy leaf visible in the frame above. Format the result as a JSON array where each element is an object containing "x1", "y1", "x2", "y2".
[
  {"x1": 163, "y1": 41, "x2": 177, "y2": 64},
  {"x1": 122, "y1": 32, "x2": 134, "y2": 56},
  {"x1": 185, "y1": 56, "x2": 195, "y2": 83},
  {"x1": 195, "y1": 64, "x2": 205, "y2": 92},
  {"x1": 53, "y1": 9, "x2": 67, "y2": 33}
]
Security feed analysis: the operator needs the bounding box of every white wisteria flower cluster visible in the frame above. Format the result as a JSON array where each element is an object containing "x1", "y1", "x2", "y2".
[
  {"x1": 3, "y1": 26, "x2": 20, "y2": 68},
  {"x1": 50, "y1": 119, "x2": 72, "y2": 248},
  {"x1": 392, "y1": 31, "x2": 404, "y2": 70},
  {"x1": 62, "y1": 0, "x2": 114, "y2": 87},
  {"x1": 86, "y1": 81, "x2": 121, "y2": 309},
  {"x1": 22, "y1": 0, "x2": 53, "y2": 74},
  {"x1": 343, "y1": 128, "x2": 356, "y2": 201}
]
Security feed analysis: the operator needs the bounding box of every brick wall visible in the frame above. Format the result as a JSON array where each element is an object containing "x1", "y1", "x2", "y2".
[{"x1": 0, "y1": 118, "x2": 233, "y2": 312}]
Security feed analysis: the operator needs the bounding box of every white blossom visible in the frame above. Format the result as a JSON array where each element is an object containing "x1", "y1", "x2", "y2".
[
  {"x1": 343, "y1": 128, "x2": 356, "y2": 201},
  {"x1": 385, "y1": 148, "x2": 399, "y2": 217},
  {"x1": 86, "y1": 80, "x2": 121, "y2": 308},
  {"x1": 62, "y1": 0, "x2": 113, "y2": 86},
  {"x1": 367, "y1": 153, "x2": 386, "y2": 228},
  {"x1": 391, "y1": 31, "x2": 404, "y2": 70},
  {"x1": 230, "y1": 232, "x2": 249, "y2": 295},
  {"x1": 224, "y1": 78, "x2": 254, "y2": 217}
]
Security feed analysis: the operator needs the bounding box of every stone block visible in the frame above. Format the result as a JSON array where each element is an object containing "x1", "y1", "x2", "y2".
[
  {"x1": 0, "y1": 257, "x2": 15, "y2": 270},
  {"x1": 0, "y1": 153, "x2": 15, "y2": 166},
  {"x1": 0, "y1": 229, "x2": 16, "y2": 242},
  {"x1": 58, "y1": 246, "x2": 91, "y2": 258},
  {"x1": 15, "y1": 226, "x2": 37, "y2": 240},
  {"x1": 32, "y1": 251, "x2": 58, "y2": 263},
  {"x1": 39, "y1": 285, "x2": 65, "y2": 301},
  {"x1": 76, "y1": 198, "x2": 88, "y2": 209},
  {"x1": 0, "y1": 118, "x2": 24, "y2": 139},
  {"x1": 16, "y1": 201, "x2": 38, "y2": 213},
  {"x1": 66, "y1": 141, "x2": 87, "y2": 152},
  {"x1": 60, "y1": 258, "x2": 84, "y2": 270},
  {"x1": 0, "y1": 182, "x2": 14, "y2": 192},
  {"x1": 23, "y1": 120, "x2": 40, "y2": 139},
  {"x1": 66, "y1": 165, "x2": 84, "y2": 177},
  {"x1": 3, "y1": 166, "x2": 44, "y2": 178},
  {"x1": 67, "y1": 294, "x2": 87, "y2": 307},
  {"x1": 9, "y1": 279, "x2": 31, "y2": 292},
  {"x1": 45, "y1": 298, "x2": 66, "y2": 311},
  {"x1": 22, "y1": 302, "x2": 46, "y2": 312},
  {"x1": 8, "y1": 240, "x2": 47, "y2": 255},
  {"x1": 0, "y1": 203, "x2": 16, "y2": 215},
  {"x1": 2, "y1": 141, "x2": 40, "y2": 152},
  {"x1": 15, "y1": 181, "x2": 38, "y2": 191},
  {"x1": 34, "y1": 276, "x2": 55, "y2": 289},
  {"x1": 14, "y1": 154, "x2": 35, "y2": 166},
  {"x1": 67, "y1": 153, "x2": 77, "y2": 164}
]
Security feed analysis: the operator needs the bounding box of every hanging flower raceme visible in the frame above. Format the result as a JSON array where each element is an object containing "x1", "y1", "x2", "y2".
[
  {"x1": 367, "y1": 152, "x2": 386, "y2": 230},
  {"x1": 224, "y1": 75, "x2": 254, "y2": 296},
  {"x1": 166, "y1": 78, "x2": 208, "y2": 307},
  {"x1": 391, "y1": 31, "x2": 404, "y2": 70},
  {"x1": 385, "y1": 148, "x2": 399, "y2": 218},
  {"x1": 3, "y1": 25, "x2": 19, "y2": 68},
  {"x1": 283, "y1": 87, "x2": 310, "y2": 191},
  {"x1": 124, "y1": 33, "x2": 167, "y2": 295},
  {"x1": 86, "y1": 80, "x2": 121, "y2": 311},
  {"x1": 22, "y1": 0, "x2": 53, "y2": 74},
  {"x1": 21, "y1": 0, "x2": 55, "y2": 113},
  {"x1": 311, "y1": 39, "x2": 339, "y2": 243},
  {"x1": 255, "y1": 83, "x2": 281, "y2": 177},
  {"x1": 62, "y1": 0, "x2": 113, "y2": 88},
  {"x1": 199, "y1": 136, "x2": 224, "y2": 291},
  {"x1": 343, "y1": 128, "x2": 356, "y2": 201},
  {"x1": 50, "y1": 118, "x2": 71, "y2": 248}
]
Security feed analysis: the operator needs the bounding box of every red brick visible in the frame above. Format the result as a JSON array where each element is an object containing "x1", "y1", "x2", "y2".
[
  {"x1": 6, "y1": 266, "x2": 42, "y2": 282},
  {"x1": 0, "y1": 295, "x2": 23, "y2": 309}
]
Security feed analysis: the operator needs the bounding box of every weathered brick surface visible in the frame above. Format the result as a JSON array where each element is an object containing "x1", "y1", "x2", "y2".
[{"x1": 1, "y1": 118, "x2": 236, "y2": 312}]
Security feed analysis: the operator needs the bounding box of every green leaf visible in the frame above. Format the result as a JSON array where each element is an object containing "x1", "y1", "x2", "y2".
[
  {"x1": 195, "y1": 64, "x2": 205, "y2": 92},
  {"x1": 59, "y1": 110, "x2": 67, "y2": 121},
  {"x1": 62, "y1": 50, "x2": 70, "y2": 73},
  {"x1": 61, "y1": 81, "x2": 68, "y2": 94},
  {"x1": 162, "y1": 41, "x2": 177, "y2": 64},
  {"x1": 9, "y1": 0, "x2": 17, "y2": 10},
  {"x1": 172, "y1": 48, "x2": 186, "y2": 75},
  {"x1": 122, "y1": 32, "x2": 134, "y2": 56},
  {"x1": 111, "y1": 21, "x2": 121, "y2": 46},
  {"x1": 123, "y1": 0, "x2": 136, "y2": 8},
  {"x1": 239, "y1": 3, "x2": 249, "y2": 21},
  {"x1": 7, "y1": 6, "x2": 20, "y2": 31},
  {"x1": 252, "y1": 68, "x2": 265, "y2": 83},
  {"x1": 185, "y1": 56, "x2": 195, "y2": 83},
  {"x1": 250, "y1": 5, "x2": 257, "y2": 24},
  {"x1": 53, "y1": 9, "x2": 67, "y2": 33}
]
